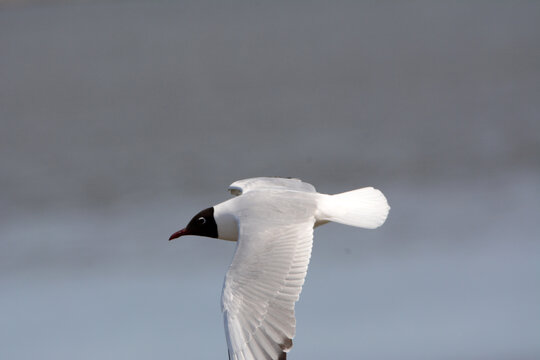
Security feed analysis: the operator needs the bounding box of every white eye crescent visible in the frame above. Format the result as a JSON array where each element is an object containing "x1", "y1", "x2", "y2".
[{"x1": 198, "y1": 217, "x2": 206, "y2": 224}]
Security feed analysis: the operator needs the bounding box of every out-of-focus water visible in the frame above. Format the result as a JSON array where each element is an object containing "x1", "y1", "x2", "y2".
[{"x1": 1, "y1": 1, "x2": 539, "y2": 359}]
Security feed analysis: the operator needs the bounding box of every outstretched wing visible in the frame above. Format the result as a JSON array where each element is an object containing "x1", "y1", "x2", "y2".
[
  {"x1": 222, "y1": 194, "x2": 315, "y2": 360},
  {"x1": 228, "y1": 177, "x2": 316, "y2": 196}
]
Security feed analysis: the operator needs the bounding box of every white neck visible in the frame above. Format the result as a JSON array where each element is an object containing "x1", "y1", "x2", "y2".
[{"x1": 213, "y1": 199, "x2": 239, "y2": 241}]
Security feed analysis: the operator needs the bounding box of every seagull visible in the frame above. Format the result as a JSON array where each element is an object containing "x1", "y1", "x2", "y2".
[{"x1": 169, "y1": 177, "x2": 390, "y2": 360}]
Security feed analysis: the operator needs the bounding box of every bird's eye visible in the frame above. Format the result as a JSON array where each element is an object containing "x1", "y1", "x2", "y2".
[{"x1": 197, "y1": 217, "x2": 206, "y2": 225}]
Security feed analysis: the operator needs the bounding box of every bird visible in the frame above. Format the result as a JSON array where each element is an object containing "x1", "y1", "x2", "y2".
[{"x1": 169, "y1": 177, "x2": 390, "y2": 360}]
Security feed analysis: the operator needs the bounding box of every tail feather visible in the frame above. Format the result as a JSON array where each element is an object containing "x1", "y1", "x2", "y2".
[{"x1": 317, "y1": 187, "x2": 390, "y2": 229}]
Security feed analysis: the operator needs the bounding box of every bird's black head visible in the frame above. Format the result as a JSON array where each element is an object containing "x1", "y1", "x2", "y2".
[{"x1": 169, "y1": 207, "x2": 218, "y2": 240}]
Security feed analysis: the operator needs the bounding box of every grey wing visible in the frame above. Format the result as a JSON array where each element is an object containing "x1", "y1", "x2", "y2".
[
  {"x1": 228, "y1": 177, "x2": 316, "y2": 196},
  {"x1": 221, "y1": 203, "x2": 315, "y2": 360}
]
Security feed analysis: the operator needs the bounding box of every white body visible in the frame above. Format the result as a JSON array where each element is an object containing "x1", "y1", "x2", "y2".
[
  {"x1": 215, "y1": 179, "x2": 390, "y2": 241},
  {"x1": 212, "y1": 178, "x2": 390, "y2": 360}
]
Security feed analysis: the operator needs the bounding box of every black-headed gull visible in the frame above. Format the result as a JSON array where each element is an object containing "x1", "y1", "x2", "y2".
[{"x1": 169, "y1": 177, "x2": 390, "y2": 360}]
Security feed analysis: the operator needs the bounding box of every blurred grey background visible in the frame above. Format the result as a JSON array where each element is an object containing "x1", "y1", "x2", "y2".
[{"x1": 1, "y1": 1, "x2": 539, "y2": 359}]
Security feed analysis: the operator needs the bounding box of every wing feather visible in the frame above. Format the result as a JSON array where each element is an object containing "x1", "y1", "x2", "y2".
[
  {"x1": 228, "y1": 177, "x2": 316, "y2": 196},
  {"x1": 222, "y1": 193, "x2": 315, "y2": 360}
]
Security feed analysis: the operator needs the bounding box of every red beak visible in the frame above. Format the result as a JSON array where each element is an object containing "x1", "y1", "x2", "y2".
[{"x1": 169, "y1": 228, "x2": 189, "y2": 241}]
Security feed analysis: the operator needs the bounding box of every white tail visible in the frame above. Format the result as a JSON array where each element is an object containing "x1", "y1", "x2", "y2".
[{"x1": 317, "y1": 187, "x2": 390, "y2": 229}]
